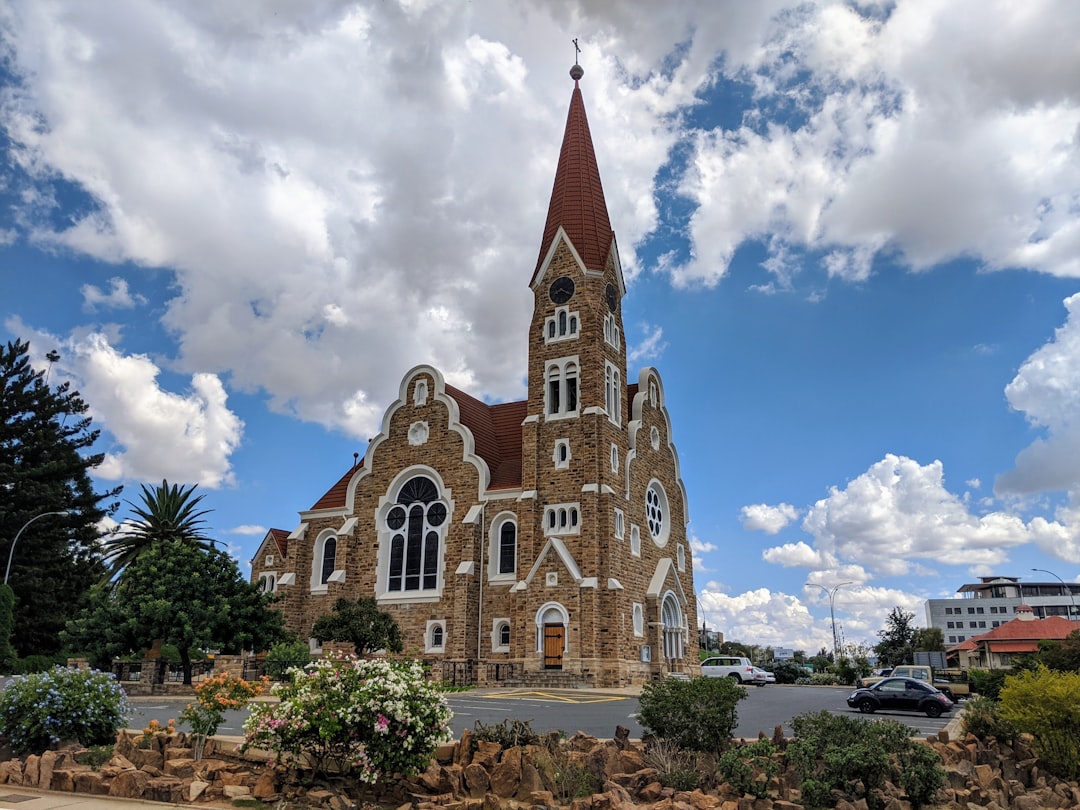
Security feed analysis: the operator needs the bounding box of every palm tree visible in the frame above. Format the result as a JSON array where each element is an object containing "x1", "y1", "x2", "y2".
[{"x1": 102, "y1": 480, "x2": 213, "y2": 577}]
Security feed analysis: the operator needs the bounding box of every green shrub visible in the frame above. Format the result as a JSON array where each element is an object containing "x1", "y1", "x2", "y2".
[
  {"x1": 809, "y1": 672, "x2": 839, "y2": 686},
  {"x1": 263, "y1": 639, "x2": 310, "y2": 681},
  {"x1": 717, "y1": 738, "x2": 778, "y2": 799},
  {"x1": 969, "y1": 668, "x2": 1008, "y2": 700},
  {"x1": 642, "y1": 738, "x2": 705, "y2": 791},
  {"x1": 471, "y1": 717, "x2": 542, "y2": 750},
  {"x1": 0, "y1": 666, "x2": 131, "y2": 756},
  {"x1": 788, "y1": 711, "x2": 943, "y2": 810},
  {"x1": 242, "y1": 653, "x2": 453, "y2": 782},
  {"x1": 11, "y1": 654, "x2": 65, "y2": 674},
  {"x1": 76, "y1": 744, "x2": 114, "y2": 771},
  {"x1": 998, "y1": 666, "x2": 1080, "y2": 781},
  {"x1": 766, "y1": 660, "x2": 804, "y2": 684},
  {"x1": 959, "y1": 695, "x2": 1018, "y2": 743},
  {"x1": 638, "y1": 674, "x2": 746, "y2": 756}
]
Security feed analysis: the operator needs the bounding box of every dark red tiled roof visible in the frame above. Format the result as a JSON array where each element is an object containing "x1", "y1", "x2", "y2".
[
  {"x1": 446, "y1": 386, "x2": 526, "y2": 491},
  {"x1": 533, "y1": 79, "x2": 613, "y2": 280},
  {"x1": 973, "y1": 615, "x2": 1074, "y2": 641},
  {"x1": 309, "y1": 462, "x2": 362, "y2": 511},
  {"x1": 268, "y1": 527, "x2": 290, "y2": 558}
]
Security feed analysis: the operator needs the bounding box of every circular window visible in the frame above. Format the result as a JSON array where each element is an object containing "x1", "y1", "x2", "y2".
[
  {"x1": 646, "y1": 481, "x2": 670, "y2": 546},
  {"x1": 427, "y1": 502, "x2": 447, "y2": 526},
  {"x1": 387, "y1": 506, "x2": 406, "y2": 530}
]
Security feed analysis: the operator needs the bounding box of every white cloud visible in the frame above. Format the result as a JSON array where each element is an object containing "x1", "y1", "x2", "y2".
[
  {"x1": 671, "y1": 0, "x2": 1080, "y2": 287},
  {"x1": 741, "y1": 502, "x2": 800, "y2": 534},
  {"x1": 228, "y1": 525, "x2": 268, "y2": 536},
  {"x1": 627, "y1": 324, "x2": 667, "y2": 365},
  {"x1": 9, "y1": 324, "x2": 245, "y2": 488},
  {"x1": 781, "y1": 454, "x2": 1080, "y2": 575},
  {"x1": 81, "y1": 277, "x2": 147, "y2": 311}
]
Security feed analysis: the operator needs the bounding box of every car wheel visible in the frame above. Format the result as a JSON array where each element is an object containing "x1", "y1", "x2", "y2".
[
  {"x1": 728, "y1": 673, "x2": 742, "y2": 683},
  {"x1": 925, "y1": 703, "x2": 943, "y2": 718},
  {"x1": 858, "y1": 698, "x2": 875, "y2": 714}
]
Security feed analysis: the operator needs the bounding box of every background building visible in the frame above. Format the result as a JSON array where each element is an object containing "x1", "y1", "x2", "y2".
[{"x1": 925, "y1": 575, "x2": 1080, "y2": 646}]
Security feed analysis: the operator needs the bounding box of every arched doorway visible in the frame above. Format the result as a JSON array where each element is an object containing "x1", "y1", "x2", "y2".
[
  {"x1": 661, "y1": 592, "x2": 685, "y2": 664},
  {"x1": 536, "y1": 603, "x2": 568, "y2": 670}
]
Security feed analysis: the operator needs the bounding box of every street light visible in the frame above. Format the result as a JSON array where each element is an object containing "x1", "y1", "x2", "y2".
[
  {"x1": 1031, "y1": 567, "x2": 1078, "y2": 621},
  {"x1": 807, "y1": 581, "x2": 854, "y2": 661},
  {"x1": 4, "y1": 511, "x2": 71, "y2": 585}
]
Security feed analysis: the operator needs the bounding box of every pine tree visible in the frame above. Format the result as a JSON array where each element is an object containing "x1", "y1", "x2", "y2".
[{"x1": 0, "y1": 339, "x2": 120, "y2": 658}]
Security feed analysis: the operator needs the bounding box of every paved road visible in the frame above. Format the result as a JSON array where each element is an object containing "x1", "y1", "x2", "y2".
[{"x1": 129, "y1": 683, "x2": 960, "y2": 742}]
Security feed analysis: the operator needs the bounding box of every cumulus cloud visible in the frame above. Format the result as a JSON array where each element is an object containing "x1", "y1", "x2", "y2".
[
  {"x1": 9, "y1": 320, "x2": 245, "y2": 488},
  {"x1": 627, "y1": 324, "x2": 668, "y2": 365},
  {"x1": 228, "y1": 525, "x2": 269, "y2": 536},
  {"x1": 671, "y1": 0, "x2": 1080, "y2": 287},
  {"x1": 81, "y1": 277, "x2": 147, "y2": 311},
  {"x1": 762, "y1": 540, "x2": 831, "y2": 568},
  {"x1": 741, "y1": 502, "x2": 800, "y2": 534},
  {"x1": 798, "y1": 454, "x2": 1080, "y2": 570}
]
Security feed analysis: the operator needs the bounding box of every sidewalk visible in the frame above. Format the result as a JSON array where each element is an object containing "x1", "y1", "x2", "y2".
[{"x1": 0, "y1": 785, "x2": 201, "y2": 809}]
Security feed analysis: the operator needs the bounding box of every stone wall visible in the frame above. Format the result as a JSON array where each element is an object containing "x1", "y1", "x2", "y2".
[{"x1": 2, "y1": 727, "x2": 1079, "y2": 810}]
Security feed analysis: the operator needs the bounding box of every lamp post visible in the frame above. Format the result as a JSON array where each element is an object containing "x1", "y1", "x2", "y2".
[
  {"x1": 1031, "y1": 567, "x2": 1078, "y2": 621},
  {"x1": 807, "y1": 581, "x2": 854, "y2": 662},
  {"x1": 4, "y1": 511, "x2": 70, "y2": 586}
]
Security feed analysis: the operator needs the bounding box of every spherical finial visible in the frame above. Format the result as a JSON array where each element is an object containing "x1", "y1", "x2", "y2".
[{"x1": 570, "y1": 63, "x2": 584, "y2": 81}]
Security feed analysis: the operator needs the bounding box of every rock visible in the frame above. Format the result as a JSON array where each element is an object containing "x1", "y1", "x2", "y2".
[
  {"x1": 464, "y1": 762, "x2": 491, "y2": 797},
  {"x1": 223, "y1": 784, "x2": 252, "y2": 799},
  {"x1": 253, "y1": 768, "x2": 278, "y2": 799},
  {"x1": 614, "y1": 726, "x2": 631, "y2": 750},
  {"x1": 144, "y1": 775, "x2": 185, "y2": 804},
  {"x1": 23, "y1": 755, "x2": 40, "y2": 787},
  {"x1": 437, "y1": 742, "x2": 458, "y2": 764},
  {"x1": 73, "y1": 771, "x2": 106, "y2": 794},
  {"x1": 0, "y1": 760, "x2": 24, "y2": 785},
  {"x1": 108, "y1": 768, "x2": 151, "y2": 798},
  {"x1": 456, "y1": 730, "x2": 473, "y2": 766},
  {"x1": 472, "y1": 740, "x2": 502, "y2": 769},
  {"x1": 189, "y1": 780, "x2": 210, "y2": 801},
  {"x1": 517, "y1": 762, "x2": 544, "y2": 800},
  {"x1": 489, "y1": 746, "x2": 522, "y2": 798},
  {"x1": 128, "y1": 747, "x2": 164, "y2": 770},
  {"x1": 163, "y1": 757, "x2": 196, "y2": 778}
]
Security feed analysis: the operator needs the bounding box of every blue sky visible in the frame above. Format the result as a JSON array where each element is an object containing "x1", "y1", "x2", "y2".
[{"x1": 3, "y1": 0, "x2": 1080, "y2": 654}]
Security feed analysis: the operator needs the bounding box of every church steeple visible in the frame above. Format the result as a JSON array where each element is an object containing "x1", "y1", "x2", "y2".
[{"x1": 533, "y1": 63, "x2": 614, "y2": 280}]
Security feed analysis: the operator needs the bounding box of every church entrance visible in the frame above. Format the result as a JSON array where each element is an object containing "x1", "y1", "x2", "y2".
[{"x1": 543, "y1": 624, "x2": 565, "y2": 669}]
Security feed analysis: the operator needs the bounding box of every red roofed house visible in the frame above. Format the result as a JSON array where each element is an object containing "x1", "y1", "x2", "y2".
[
  {"x1": 249, "y1": 63, "x2": 698, "y2": 688},
  {"x1": 950, "y1": 605, "x2": 1076, "y2": 670}
]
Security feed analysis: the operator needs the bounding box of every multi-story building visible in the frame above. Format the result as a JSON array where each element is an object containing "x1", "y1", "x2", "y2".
[
  {"x1": 249, "y1": 62, "x2": 698, "y2": 688},
  {"x1": 925, "y1": 575, "x2": 1080, "y2": 646}
]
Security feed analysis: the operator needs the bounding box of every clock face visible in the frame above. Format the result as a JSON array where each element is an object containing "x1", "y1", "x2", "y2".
[
  {"x1": 605, "y1": 283, "x2": 618, "y2": 312},
  {"x1": 549, "y1": 276, "x2": 575, "y2": 304}
]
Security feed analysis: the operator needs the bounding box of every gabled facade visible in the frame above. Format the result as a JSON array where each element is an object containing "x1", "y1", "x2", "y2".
[
  {"x1": 252, "y1": 65, "x2": 698, "y2": 687},
  {"x1": 949, "y1": 607, "x2": 1076, "y2": 670}
]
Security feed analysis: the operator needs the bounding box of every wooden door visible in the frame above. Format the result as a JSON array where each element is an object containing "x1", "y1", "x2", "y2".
[{"x1": 543, "y1": 624, "x2": 564, "y2": 669}]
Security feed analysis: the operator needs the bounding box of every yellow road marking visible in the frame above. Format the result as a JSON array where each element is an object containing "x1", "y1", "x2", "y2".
[{"x1": 483, "y1": 690, "x2": 626, "y2": 704}]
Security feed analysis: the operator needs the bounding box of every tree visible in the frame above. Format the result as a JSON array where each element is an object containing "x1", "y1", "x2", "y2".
[
  {"x1": 912, "y1": 626, "x2": 945, "y2": 652},
  {"x1": 1038, "y1": 630, "x2": 1080, "y2": 672},
  {"x1": 63, "y1": 539, "x2": 287, "y2": 683},
  {"x1": 312, "y1": 597, "x2": 404, "y2": 656},
  {"x1": 102, "y1": 480, "x2": 212, "y2": 577},
  {"x1": 0, "y1": 339, "x2": 119, "y2": 658},
  {"x1": 874, "y1": 606, "x2": 916, "y2": 668}
]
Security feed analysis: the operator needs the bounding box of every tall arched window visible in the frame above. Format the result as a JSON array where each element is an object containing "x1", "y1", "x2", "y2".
[
  {"x1": 385, "y1": 476, "x2": 447, "y2": 593},
  {"x1": 311, "y1": 530, "x2": 339, "y2": 591},
  {"x1": 320, "y1": 537, "x2": 337, "y2": 584},
  {"x1": 545, "y1": 359, "x2": 579, "y2": 418},
  {"x1": 661, "y1": 592, "x2": 684, "y2": 661},
  {"x1": 498, "y1": 521, "x2": 516, "y2": 575}
]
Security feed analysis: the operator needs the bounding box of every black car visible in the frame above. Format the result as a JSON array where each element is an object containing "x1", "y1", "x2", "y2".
[{"x1": 846, "y1": 677, "x2": 954, "y2": 718}]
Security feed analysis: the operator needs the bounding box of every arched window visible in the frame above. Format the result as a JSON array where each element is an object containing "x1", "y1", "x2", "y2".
[
  {"x1": 426, "y1": 620, "x2": 446, "y2": 653},
  {"x1": 545, "y1": 359, "x2": 579, "y2": 418},
  {"x1": 661, "y1": 592, "x2": 684, "y2": 661},
  {"x1": 499, "y1": 622, "x2": 511, "y2": 646},
  {"x1": 311, "y1": 530, "x2": 339, "y2": 591},
  {"x1": 385, "y1": 475, "x2": 447, "y2": 594},
  {"x1": 498, "y1": 521, "x2": 516, "y2": 575},
  {"x1": 605, "y1": 363, "x2": 621, "y2": 425}
]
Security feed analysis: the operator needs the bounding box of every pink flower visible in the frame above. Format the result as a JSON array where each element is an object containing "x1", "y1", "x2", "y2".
[{"x1": 375, "y1": 714, "x2": 389, "y2": 734}]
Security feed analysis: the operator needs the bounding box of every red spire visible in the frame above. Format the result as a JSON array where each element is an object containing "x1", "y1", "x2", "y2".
[{"x1": 533, "y1": 68, "x2": 614, "y2": 279}]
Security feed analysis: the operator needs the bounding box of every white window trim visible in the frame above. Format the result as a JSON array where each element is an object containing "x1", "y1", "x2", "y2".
[
  {"x1": 375, "y1": 468, "x2": 452, "y2": 604},
  {"x1": 425, "y1": 620, "x2": 446, "y2": 653},
  {"x1": 677, "y1": 543, "x2": 686, "y2": 572},
  {"x1": 604, "y1": 362, "x2": 621, "y2": 426},
  {"x1": 544, "y1": 503, "x2": 582, "y2": 536},
  {"x1": 633, "y1": 602, "x2": 644, "y2": 637},
  {"x1": 491, "y1": 618, "x2": 511, "y2": 653},
  {"x1": 614, "y1": 508, "x2": 625, "y2": 540},
  {"x1": 544, "y1": 356, "x2": 580, "y2": 421},
  {"x1": 488, "y1": 511, "x2": 518, "y2": 583},
  {"x1": 553, "y1": 439, "x2": 571, "y2": 470},
  {"x1": 310, "y1": 529, "x2": 339, "y2": 593},
  {"x1": 610, "y1": 443, "x2": 619, "y2": 473},
  {"x1": 646, "y1": 479, "x2": 671, "y2": 547},
  {"x1": 604, "y1": 312, "x2": 621, "y2": 349},
  {"x1": 259, "y1": 572, "x2": 277, "y2": 593},
  {"x1": 630, "y1": 524, "x2": 641, "y2": 557},
  {"x1": 544, "y1": 306, "x2": 580, "y2": 344}
]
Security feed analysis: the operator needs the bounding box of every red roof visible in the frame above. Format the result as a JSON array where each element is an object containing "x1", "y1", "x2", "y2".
[
  {"x1": 985, "y1": 640, "x2": 1041, "y2": 653},
  {"x1": 533, "y1": 75, "x2": 613, "y2": 280},
  {"x1": 974, "y1": 615, "x2": 1075, "y2": 642},
  {"x1": 268, "y1": 528, "x2": 290, "y2": 558}
]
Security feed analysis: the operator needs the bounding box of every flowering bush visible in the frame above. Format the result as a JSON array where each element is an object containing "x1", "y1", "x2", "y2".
[
  {"x1": 0, "y1": 666, "x2": 131, "y2": 756},
  {"x1": 139, "y1": 717, "x2": 176, "y2": 747},
  {"x1": 179, "y1": 673, "x2": 263, "y2": 759},
  {"x1": 242, "y1": 653, "x2": 453, "y2": 782}
]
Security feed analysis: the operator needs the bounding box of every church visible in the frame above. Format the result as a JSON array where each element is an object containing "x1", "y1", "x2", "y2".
[{"x1": 250, "y1": 62, "x2": 699, "y2": 687}]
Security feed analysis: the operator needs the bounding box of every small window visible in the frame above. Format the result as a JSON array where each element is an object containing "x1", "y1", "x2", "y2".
[
  {"x1": 499, "y1": 623, "x2": 510, "y2": 646},
  {"x1": 554, "y1": 439, "x2": 570, "y2": 469},
  {"x1": 498, "y1": 521, "x2": 516, "y2": 575},
  {"x1": 259, "y1": 573, "x2": 276, "y2": 593},
  {"x1": 614, "y1": 508, "x2": 624, "y2": 540},
  {"x1": 544, "y1": 504, "x2": 581, "y2": 536},
  {"x1": 630, "y1": 525, "x2": 641, "y2": 556},
  {"x1": 633, "y1": 603, "x2": 644, "y2": 636},
  {"x1": 610, "y1": 444, "x2": 619, "y2": 473},
  {"x1": 677, "y1": 544, "x2": 685, "y2": 572},
  {"x1": 426, "y1": 621, "x2": 446, "y2": 653},
  {"x1": 545, "y1": 359, "x2": 579, "y2": 419},
  {"x1": 544, "y1": 307, "x2": 580, "y2": 345},
  {"x1": 414, "y1": 379, "x2": 429, "y2": 406},
  {"x1": 264, "y1": 554, "x2": 274, "y2": 566}
]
